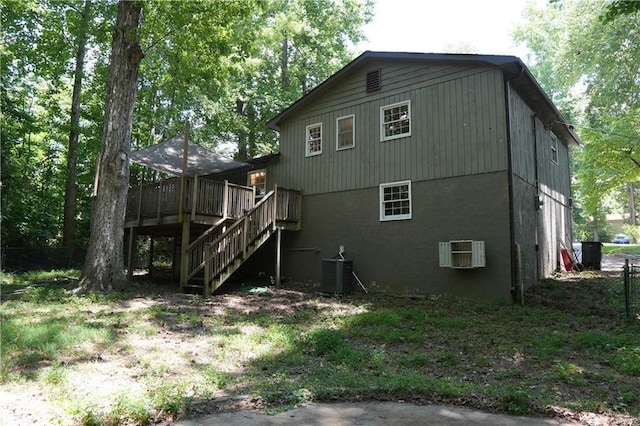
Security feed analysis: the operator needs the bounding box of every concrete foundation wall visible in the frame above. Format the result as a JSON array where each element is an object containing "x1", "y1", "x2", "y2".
[{"x1": 280, "y1": 172, "x2": 514, "y2": 302}]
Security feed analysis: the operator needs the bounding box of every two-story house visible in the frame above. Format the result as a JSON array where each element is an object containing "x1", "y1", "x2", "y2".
[
  {"x1": 126, "y1": 51, "x2": 578, "y2": 303},
  {"x1": 257, "y1": 51, "x2": 579, "y2": 302}
]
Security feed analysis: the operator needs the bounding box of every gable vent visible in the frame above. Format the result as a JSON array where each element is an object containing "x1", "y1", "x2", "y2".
[{"x1": 366, "y1": 69, "x2": 381, "y2": 93}]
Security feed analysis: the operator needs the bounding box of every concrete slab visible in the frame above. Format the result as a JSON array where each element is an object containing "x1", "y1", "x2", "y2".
[{"x1": 174, "y1": 402, "x2": 575, "y2": 425}]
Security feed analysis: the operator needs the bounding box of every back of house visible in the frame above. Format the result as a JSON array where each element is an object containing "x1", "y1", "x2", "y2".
[{"x1": 253, "y1": 51, "x2": 577, "y2": 302}]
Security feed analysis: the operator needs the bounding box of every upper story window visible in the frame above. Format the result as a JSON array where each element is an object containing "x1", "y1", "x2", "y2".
[
  {"x1": 248, "y1": 169, "x2": 266, "y2": 196},
  {"x1": 380, "y1": 180, "x2": 412, "y2": 221},
  {"x1": 336, "y1": 115, "x2": 355, "y2": 150},
  {"x1": 550, "y1": 134, "x2": 559, "y2": 165},
  {"x1": 381, "y1": 100, "x2": 411, "y2": 141},
  {"x1": 306, "y1": 123, "x2": 322, "y2": 157}
]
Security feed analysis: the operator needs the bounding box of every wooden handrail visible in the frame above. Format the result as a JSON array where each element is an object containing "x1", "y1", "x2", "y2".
[
  {"x1": 182, "y1": 181, "x2": 258, "y2": 281},
  {"x1": 125, "y1": 177, "x2": 302, "y2": 296},
  {"x1": 125, "y1": 177, "x2": 255, "y2": 223},
  {"x1": 203, "y1": 190, "x2": 277, "y2": 294},
  {"x1": 184, "y1": 217, "x2": 228, "y2": 280}
]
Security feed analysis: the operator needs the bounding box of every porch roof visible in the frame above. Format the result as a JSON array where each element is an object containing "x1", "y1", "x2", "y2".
[{"x1": 131, "y1": 133, "x2": 247, "y2": 177}]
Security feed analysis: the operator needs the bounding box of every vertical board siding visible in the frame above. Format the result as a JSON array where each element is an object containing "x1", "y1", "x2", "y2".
[
  {"x1": 272, "y1": 61, "x2": 509, "y2": 195},
  {"x1": 509, "y1": 88, "x2": 571, "y2": 207},
  {"x1": 509, "y1": 90, "x2": 536, "y2": 184},
  {"x1": 509, "y1": 85, "x2": 573, "y2": 283}
]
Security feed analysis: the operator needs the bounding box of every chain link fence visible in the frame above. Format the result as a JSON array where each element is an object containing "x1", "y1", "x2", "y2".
[
  {"x1": 1, "y1": 247, "x2": 85, "y2": 272},
  {"x1": 623, "y1": 260, "x2": 639, "y2": 320}
]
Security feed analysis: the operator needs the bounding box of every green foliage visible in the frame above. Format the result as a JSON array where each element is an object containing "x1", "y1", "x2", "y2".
[
  {"x1": 1, "y1": 0, "x2": 114, "y2": 249},
  {"x1": 306, "y1": 328, "x2": 347, "y2": 357},
  {"x1": 601, "y1": 243, "x2": 640, "y2": 255},
  {"x1": 1, "y1": 0, "x2": 373, "y2": 253},
  {"x1": 500, "y1": 388, "x2": 533, "y2": 415},
  {"x1": 106, "y1": 394, "x2": 152, "y2": 426},
  {"x1": 601, "y1": 0, "x2": 640, "y2": 23},
  {"x1": 622, "y1": 224, "x2": 640, "y2": 243},
  {"x1": 611, "y1": 346, "x2": 640, "y2": 376},
  {"x1": 151, "y1": 382, "x2": 189, "y2": 417},
  {"x1": 514, "y1": 0, "x2": 640, "y2": 224}
]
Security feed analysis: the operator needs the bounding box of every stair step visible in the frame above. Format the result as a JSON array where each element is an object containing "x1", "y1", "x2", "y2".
[{"x1": 182, "y1": 283, "x2": 204, "y2": 289}]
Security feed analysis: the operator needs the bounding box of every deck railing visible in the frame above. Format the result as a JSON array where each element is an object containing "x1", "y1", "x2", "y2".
[
  {"x1": 202, "y1": 187, "x2": 301, "y2": 295},
  {"x1": 125, "y1": 177, "x2": 255, "y2": 224}
]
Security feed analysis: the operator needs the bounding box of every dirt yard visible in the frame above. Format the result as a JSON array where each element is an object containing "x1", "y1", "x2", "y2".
[{"x1": 1, "y1": 255, "x2": 639, "y2": 425}]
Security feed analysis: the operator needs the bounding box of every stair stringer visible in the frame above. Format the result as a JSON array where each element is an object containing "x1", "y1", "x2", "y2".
[
  {"x1": 206, "y1": 226, "x2": 276, "y2": 295},
  {"x1": 203, "y1": 190, "x2": 278, "y2": 296}
]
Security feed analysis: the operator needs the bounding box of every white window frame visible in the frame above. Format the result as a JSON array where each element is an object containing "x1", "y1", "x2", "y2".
[
  {"x1": 336, "y1": 114, "x2": 355, "y2": 151},
  {"x1": 379, "y1": 180, "x2": 412, "y2": 221},
  {"x1": 380, "y1": 100, "x2": 411, "y2": 141},
  {"x1": 305, "y1": 122, "x2": 323, "y2": 157},
  {"x1": 550, "y1": 133, "x2": 559, "y2": 165},
  {"x1": 247, "y1": 169, "x2": 267, "y2": 197}
]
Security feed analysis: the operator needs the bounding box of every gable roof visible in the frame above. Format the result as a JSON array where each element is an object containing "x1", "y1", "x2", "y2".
[
  {"x1": 267, "y1": 51, "x2": 580, "y2": 147},
  {"x1": 131, "y1": 133, "x2": 247, "y2": 177}
]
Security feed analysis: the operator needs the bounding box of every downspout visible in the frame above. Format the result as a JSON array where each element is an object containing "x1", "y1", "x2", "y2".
[
  {"x1": 532, "y1": 114, "x2": 541, "y2": 283},
  {"x1": 503, "y1": 64, "x2": 524, "y2": 302}
]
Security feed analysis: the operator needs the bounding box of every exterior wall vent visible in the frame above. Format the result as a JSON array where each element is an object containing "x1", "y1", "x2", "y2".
[{"x1": 366, "y1": 69, "x2": 381, "y2": 93}]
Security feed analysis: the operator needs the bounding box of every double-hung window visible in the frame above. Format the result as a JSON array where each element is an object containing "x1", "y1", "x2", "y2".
[
  {"x1": 380, "y1": 180, "x2": 412, "y2": 221},
  {"x1": 336, "y1": 115, "x2": 355, "y2": 150},
  {"x1": 550, "y1": 134, "x2": 559, "y2": 165},
  {"x1": 306, "y1": 123, "x2": 322, "y2": 157},
  {"x1": 381, "y1": 100, "x2": 411, "y2": 141}
]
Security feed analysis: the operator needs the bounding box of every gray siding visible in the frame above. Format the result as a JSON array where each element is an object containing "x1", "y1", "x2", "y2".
[
  {"x1": 509, "y1": 86, "x2": 573, "y2": 286},
  {"x1": 271, "y1": 62, "x2": 509, "y2": 193},
  {"x1": 259, "y1": 57, "x2": 574, "y2": 301}
]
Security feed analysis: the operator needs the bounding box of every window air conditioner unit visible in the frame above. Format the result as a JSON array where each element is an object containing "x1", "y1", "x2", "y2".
[{"x1": 439, "y1": 240, "x2": 485, "y2": 269}]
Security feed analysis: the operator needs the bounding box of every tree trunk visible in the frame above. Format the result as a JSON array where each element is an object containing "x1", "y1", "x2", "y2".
[
  {"x1": 281, "y1": 36, "x2": 289, "y2": 91},
  {"x1": 78, "y1": 0, "x2": 144, "y2": 293},
  {"x1": 63, "y1": 0, "x2": 91, "y2": 257},
  {"x1": 629, "y1": 183, "x2": 636, "y2": 226}
]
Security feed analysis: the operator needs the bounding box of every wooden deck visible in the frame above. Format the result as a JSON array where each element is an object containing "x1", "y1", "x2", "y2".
[
  {"x1": 125, "y1": 177, "x2": 258, "y2": 228},
  {"x1": 125, "y1": 176, "x2": 302, "y2": 295}
]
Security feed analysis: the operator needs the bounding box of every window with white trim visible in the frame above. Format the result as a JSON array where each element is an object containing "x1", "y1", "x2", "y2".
[
  {"x1": 550, "y1": 134, "x2": 559, "y2": 165},
  {"x1": 380, "y1": 180, "x2": 412, "y2": 221},
  {"x1": 336, "y1": 115, "x2": 355, "y2": 150},
  {"x1": 380, "y1": 100, "x2": 411, "y2": 141},
  {"x1": 305, "y1": 123, "x2": 322, "y2": 156}
]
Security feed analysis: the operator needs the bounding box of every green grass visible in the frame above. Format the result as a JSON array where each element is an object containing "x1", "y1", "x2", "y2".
[
  {"x1": 1, "y1": 269, "x2": 639, "y2": 425},
  {"x1": 601, "y1": 243, "x2": 640, "y2": 255}
]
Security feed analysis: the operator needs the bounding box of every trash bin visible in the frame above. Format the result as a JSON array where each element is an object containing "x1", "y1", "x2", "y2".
[
  {"x1": 581, "y1": 241, "x2": 603, "y2": 270},
  {"x1": 321, "y1": 258, "x2": 354, "y2": 294}
]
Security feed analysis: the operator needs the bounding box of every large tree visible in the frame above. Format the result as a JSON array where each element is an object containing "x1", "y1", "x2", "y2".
[
  {"x1": 1, "y1": 0, "x2": 114, "y2": 252},
  {"x1": 513, "y1": 0, "x2": 640, "y2": 229},
  {"x1": 78, "y1": 0, "x2": 143, "y2": 292},
  {"x1": 62, "y1": 0, "x2": 92, "y2": 257},
  {"x1": 1, "y1": 0, "x2": 373, "y2": 272}
]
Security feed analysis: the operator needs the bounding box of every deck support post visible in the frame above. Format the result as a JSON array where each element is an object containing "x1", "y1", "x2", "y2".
[
  {"x1": 126, "y1": 227, "x2": 136, "y2": 282},
  {"x1": 275, "y1": 226, "x2": 282, "y2": 288},
  {"x1": 172, "y1": 232, "x2": 179, "y2": 280},
  {"x1": 149, "y1": 234, "x2": 155, "y2": 278},
  {"x1": 191, "y1": 175, "x2": 198, "y2": 222},
  {"x1": 180, "y1": 220, "x2": 190, "y2": 292}
]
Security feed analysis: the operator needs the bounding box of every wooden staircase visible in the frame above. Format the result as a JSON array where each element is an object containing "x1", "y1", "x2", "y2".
[{"x1": 182, "y1": 187, "x2": 300, "y2": 296}]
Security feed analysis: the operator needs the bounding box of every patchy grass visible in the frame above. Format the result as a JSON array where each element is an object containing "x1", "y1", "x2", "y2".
[{"x1": 1, "y1": 269, "x2": 639, "y2": 425}]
